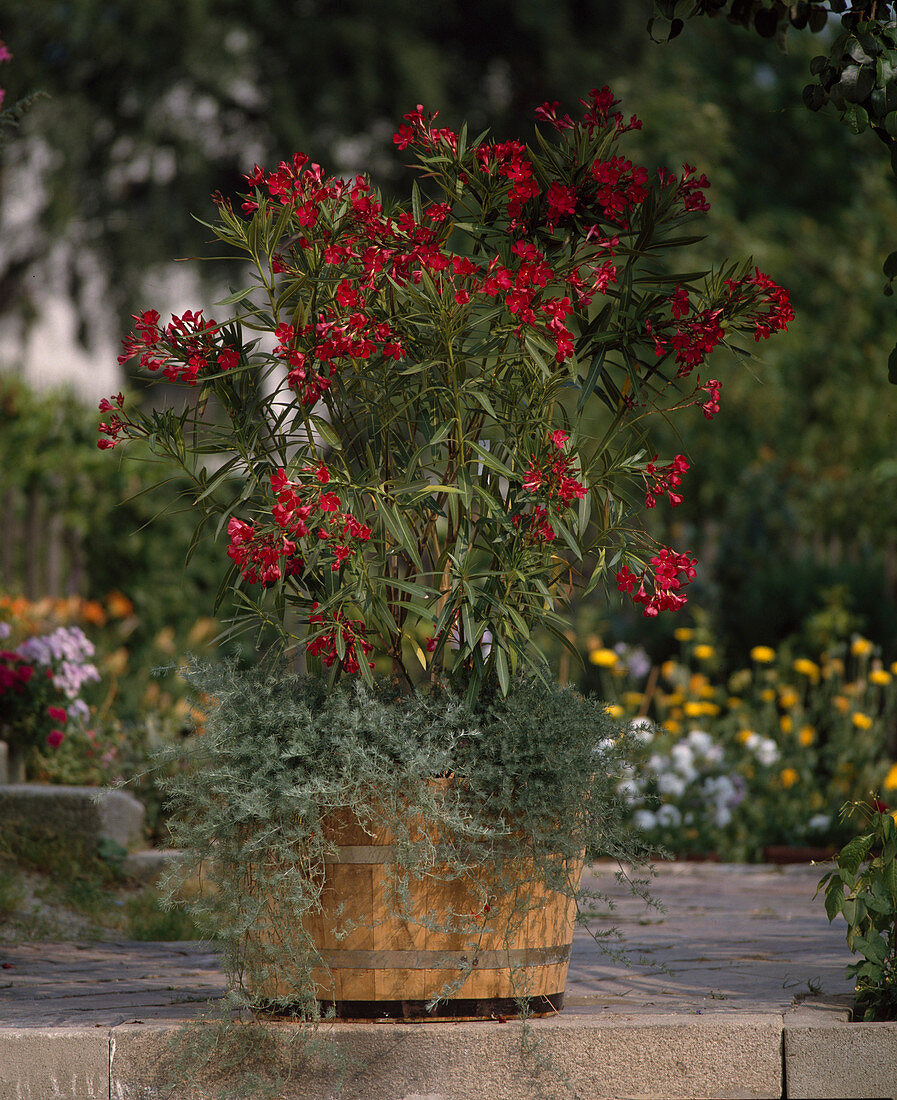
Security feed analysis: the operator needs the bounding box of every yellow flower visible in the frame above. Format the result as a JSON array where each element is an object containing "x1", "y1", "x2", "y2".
[
  {"x1": 664, "y1": 719, "x2": 682, "y2": 735},
  {"x1": 852, "y1": 712, "x2": 874, "y2": 730},
  {"x1": 870, "y1": 669, "x2": 891, "y2": 686},
  {"x1": 793, "y1": 658, "x2": 820, "y2": 680},
  {"x1": 890, "y1": 661, "x2": 897, "y2": 677},
  {"x1": 780, "y1": 767, "x2": 799, "y2": 789},
  {"x1": 684, "y1": 701, "x2": 704, "y2": 718},
  {"x1": 666, "y1": 691, "x2": 685, "y2": 706},
  {"x1": 727, "y1": 696, "x2": 743, "y2": 709},
  {"x1": 605, "y1": 703, "x2": 624, "y2": 719},
  {"x1": 698, "y1": 683, "x2": 716, "y2": 700},
  {"x1": 689, "y1": 673, "x2": 710, "y2": 694},
  {"x1": 693, "y1": 644, "x2": 715, "y2": 660},
  {"x1": 750, "y1": 646, "x2": 776, "y2": 663},
  {"x1": 699, "y1": 701, "x2": 721, "y2": 716},
  {"x1": 623, "y1": 691, "x2": 644, "y2": 708},
  {"x1": 799, "y1": 726, "x2": 816, "y2": 747},
  {"x1": 778, "y1": 688, "x2": 799, "y2": 709},
  {"x1": 833, "y1": 695, "x2": 850, "y2": 714},
  {"x1": 780, "y1": 715, "x2": 793, "y2": 734},
  {"x1": 736, "y1": 729, "x2": 754, "y2": 744},
  {"x1": 661, "y1": 659, "x2": 678, "y2": 681},
  {"x1": 884, "y1": 762, "x2": 897, "y2": 791},
  {"x1": 589, "y1": 648, "x2": 618, "y2": 668},
  {"x1": 851, "y1": 637, "x2": 874, "y2": 657},
  {"x1": 761, "y1": 688, "x2": 776, "y2": 703},
  {"x1": 673, "y1": 627, "x2": 694, "y2": 642}
]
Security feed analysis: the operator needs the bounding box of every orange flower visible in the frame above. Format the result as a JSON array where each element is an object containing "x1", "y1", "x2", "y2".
[
  {"x1": 106, "y1": 591, "x2": 135, "y2": 618},
  {"x1": 80, "y1": 600, "x2": 108, "y2": 626}
]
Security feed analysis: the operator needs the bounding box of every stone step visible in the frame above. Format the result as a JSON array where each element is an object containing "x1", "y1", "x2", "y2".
[{"x1": 0, "y1": 784, "x2": 146, "y2": 855}]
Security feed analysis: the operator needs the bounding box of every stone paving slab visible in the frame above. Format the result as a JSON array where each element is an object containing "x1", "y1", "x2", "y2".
[{"x1": 0, "y1": 861, "x2": 855, "y2": 1027}]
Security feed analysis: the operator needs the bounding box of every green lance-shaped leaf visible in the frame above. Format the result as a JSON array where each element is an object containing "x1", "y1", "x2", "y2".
[{"x1": 376, "y1": 499, "x2": 424, "y2": 572}]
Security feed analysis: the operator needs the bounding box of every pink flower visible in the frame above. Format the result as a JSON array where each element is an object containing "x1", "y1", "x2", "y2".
[
  {"x1": 46, "y1": 730, "x2": 65, "y2": 749},
  {"x1": 47, "y1": 706, "x2": 68, "y2": 724},
  {"x1": 551, "y1": 430, "x2": 569, "y2": 450}
]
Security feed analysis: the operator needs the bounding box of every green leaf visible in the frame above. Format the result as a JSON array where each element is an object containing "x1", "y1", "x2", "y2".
[
  {"x1": 824, "y1": 879, "x2": 845, "y2": 922},
  {"x1": 377, "y1": 501, "x2": 423, "y2": 571},
  {"x1": 411, "y1": 180, "x2": 423, "y2": 225},
  {"x1": 803, "y1": 83, "x2": 827, "y2": 111},
  {"x1": 577, "y1": 347, "x2": 608, "y2": 414},
  {"x1": 838, "y1": 833, "x2": 875, "y2": 875},
  {"x1": 840, "y1": 64, "x2": 875, "y2": 104},
  {"x1": 215, "y1": 285, "x2": 259, "y2": 307},
  {"x1": 854, "y1": 932, "x2": 889, "y2": 965},
  {"x1": 495, "y1": 645, "x2": 510, "y2": 696},
  {"x1": 468, "y1": 440, "x2": 515, "y2": 479},
  {"x1": 309, "y1": 416, "x2": 343, "y2": 451},
  {"x1": 841, "y1": 103, "x2": 870, "y2": 134}
]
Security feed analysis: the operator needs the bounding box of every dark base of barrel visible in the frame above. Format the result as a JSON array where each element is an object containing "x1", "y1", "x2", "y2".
[{"x1": 259, "y1": 992, "x2": 564, "y2": 1021}]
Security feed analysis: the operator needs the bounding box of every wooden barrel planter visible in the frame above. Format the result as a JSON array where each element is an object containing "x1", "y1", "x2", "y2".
[{"x1": 253, "y1": 800, "x2": 582, "y2": 1021}]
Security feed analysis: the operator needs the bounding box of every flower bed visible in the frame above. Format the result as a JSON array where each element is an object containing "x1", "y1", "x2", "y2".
[{"x1": 588, "y1": 629, "x2": 897, "y2": 860}]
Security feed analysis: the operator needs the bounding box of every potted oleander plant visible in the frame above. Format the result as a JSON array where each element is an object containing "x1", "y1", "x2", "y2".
[{"x1": 100, "y1": 87, "x2": 791, "y2": 1020}]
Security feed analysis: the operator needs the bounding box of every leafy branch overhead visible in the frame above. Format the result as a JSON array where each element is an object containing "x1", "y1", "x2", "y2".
[{"x1": 651, "y1": 3, "x2": 897, "y2": 379}]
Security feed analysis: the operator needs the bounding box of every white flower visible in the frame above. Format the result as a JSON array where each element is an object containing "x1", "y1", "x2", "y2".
[
  {"x1": 808, "y1": 814, "x2": 831, "y2": 833},
  {"x1": 629, "y1": 717, "x2": 654, "y2": 743},
  {"x1": 647, "y1": 752, "x2": 667, "y2": 775},
  {"x1": 633, "y1": 809, "x2": 658, "y2": 831},
  {"x1": 753, "y1": 737, "x2": 780, "y2": 767},
  {"x1": 686, "y1": 729, "x2": 714, "y2": 755},
  {"x1": 656, "y1": 803, "x2": 682, "y2": 827},
  {"x1": 670, "y1": 742, "x2": 695, "y2": 776},
  {"x1": 703, "y1": 775, "x2": 735, "y2": 803},
  {"x1": 713, "y1": 805, "x2": 733, "y2": 828},
  {"x1": 657, "y1": 772, "x2": 686, "y2": 798},
  {"x1": 617, "y1": 778, "x2": 644, "y2": 804}
]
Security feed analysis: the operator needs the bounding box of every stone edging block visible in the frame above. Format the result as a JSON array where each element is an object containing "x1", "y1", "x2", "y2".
[
  {"x1": 106, "y1": 1014, "x2": 784, "y2": 1100},
  {"x1": 0, "y1": 784, "x2": 146, "y2": 852},
  {"x1": 0, "y1": 1028, "x2": 110, "y2": 1099},
  {"x1": 784, "y1": 1018, "x2": 897, "y2": 1099}
]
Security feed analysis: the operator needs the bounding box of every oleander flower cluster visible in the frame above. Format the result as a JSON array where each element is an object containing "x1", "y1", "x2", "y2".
[
  {"x1": 589, "y1": 629, "x2": 897, "y2": 859},
  {"x1": 100, "y1": 87, "x2": 790, "y2": 703}
]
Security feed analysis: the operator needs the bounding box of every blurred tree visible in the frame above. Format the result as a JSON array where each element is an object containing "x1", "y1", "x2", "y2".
[{"x1": 0, "y1": 0, "x2": 650, "y2": 339}]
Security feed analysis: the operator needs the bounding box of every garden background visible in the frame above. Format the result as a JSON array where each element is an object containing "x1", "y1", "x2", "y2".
[{"x1": 2, "y1": 0, "x2": 897, "y2": 860}]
